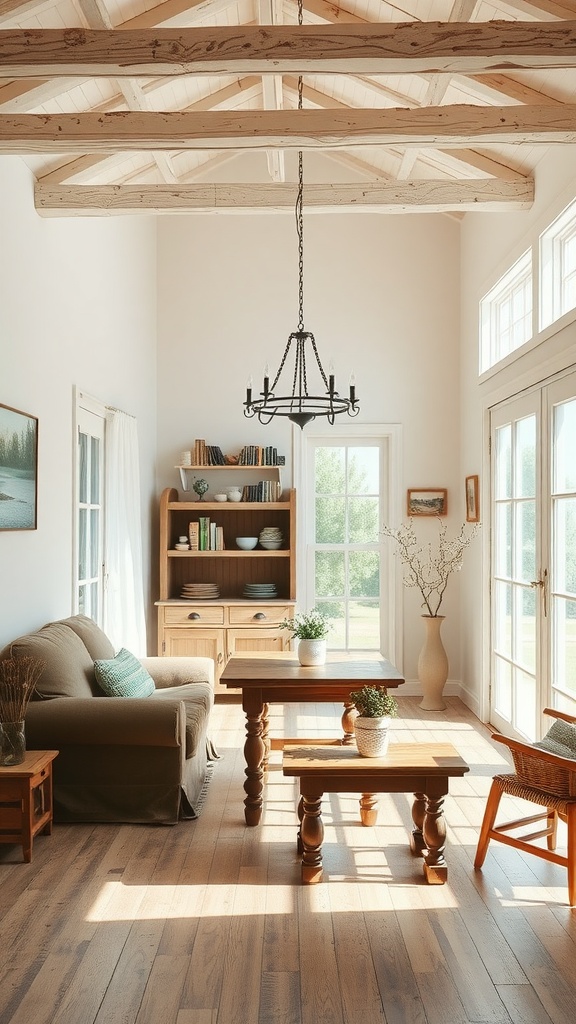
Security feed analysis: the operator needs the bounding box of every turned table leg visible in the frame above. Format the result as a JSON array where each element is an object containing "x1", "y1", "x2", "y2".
[
  {"x1": 243, "y1": 693, "x2": 265, "y2": 826},
  {"x1": 342, "y1": 702, "x2": 357, "y2": 746},
  {"x1": 300, "y1": 789, "x2": 324, "y2": 884},
  {"x1": 261, "y1": 703, "x2": 270, "y2": 773},
  {"x1": 422, "y1": 792, "x2": 448, "y2": 884},
  {"x1": 360, "y1": 793, "x2": 379, "y2": 826},
  {"x1": 410, "y1": 791, "x2": 427, "y2": 856}
]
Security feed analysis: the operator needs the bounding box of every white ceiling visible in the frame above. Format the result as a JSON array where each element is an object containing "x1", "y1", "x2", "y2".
[{"x1": 2, "y1": 0, "x2": 576, "y2": 214}]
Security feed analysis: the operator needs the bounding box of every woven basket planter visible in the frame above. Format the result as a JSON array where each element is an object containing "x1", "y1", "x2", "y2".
[{"x1": 355, "y1": 717, "x2": 391, "y2": 758}]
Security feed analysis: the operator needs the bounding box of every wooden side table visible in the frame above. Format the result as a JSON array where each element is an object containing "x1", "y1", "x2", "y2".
[{"x1": 0, "y1": 750, "x2": 58, "y2": 862}]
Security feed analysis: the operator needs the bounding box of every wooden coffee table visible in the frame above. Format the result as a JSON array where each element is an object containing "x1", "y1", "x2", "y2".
[
  {"x1": 283, "y1": 741, "x2": 469, "y2": 884},
  {"x1": 0, "y1": 750, "x2": 58, "y2": 862},
  {"x1": 221, "y1": 651, "x2": 404, "y2": 825}
]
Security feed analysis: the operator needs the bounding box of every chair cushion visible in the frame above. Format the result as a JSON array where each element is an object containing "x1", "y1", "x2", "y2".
[
  {"x1": 58, "y1": 615, "x2": 115, "y2": 661},
  {"x1": 6, "y1": 622, "x2": 96, "y2": 699},
  {"x1": 535, "y1": 718, "x2": 576, "y2": 760},
  {"x1": 94, "y1": 648, "x2": 155, "y2": 698}
]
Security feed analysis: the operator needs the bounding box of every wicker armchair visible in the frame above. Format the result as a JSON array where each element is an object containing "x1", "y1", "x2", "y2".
[{"x1": 474, "y1": 708, "x2": 576, "y2": 907}]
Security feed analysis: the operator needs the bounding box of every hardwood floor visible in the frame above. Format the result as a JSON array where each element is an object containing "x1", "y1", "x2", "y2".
[{"x1": 1, "y1": 697, "x2": 576, "y2": 1024}]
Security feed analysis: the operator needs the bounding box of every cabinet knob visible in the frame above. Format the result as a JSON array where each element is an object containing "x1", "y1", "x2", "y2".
[
  {"x1": 188, "y1": 612, "x2": 201, "y2": 620},
  {"x1": 253, "y1": 612, "x2": 267, "y2": 620}
]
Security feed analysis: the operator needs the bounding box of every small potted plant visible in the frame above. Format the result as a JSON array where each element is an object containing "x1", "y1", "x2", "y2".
[
  {"x1": 192, "y1": 477, "x2": 209, "y2": 501},
  {"x1": 349, "y1": 685, "x2": 398, "y2": 757},
  {"x1": 279, "y1": 609, "x2": 331, "y2": 666}
]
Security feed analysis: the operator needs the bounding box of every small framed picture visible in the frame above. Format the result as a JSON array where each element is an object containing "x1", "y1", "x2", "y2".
[
  {"x1": 465, "y1": 475, "x2": 480, "y2": 523},
  {"x1": 407, "y1": 488, "x2": 447, "y2": 517},
  {"x1": 0, "y1": 402, "x2": 38, "y2": 531}
]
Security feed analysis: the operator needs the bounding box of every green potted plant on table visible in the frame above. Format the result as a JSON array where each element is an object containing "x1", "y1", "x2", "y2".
[
  {"x1": 279, "y1": 609, "x2": 331, "y2": 666},
  {"x1": 349, "y1": 685, "x2": 398, "y2": 757}
]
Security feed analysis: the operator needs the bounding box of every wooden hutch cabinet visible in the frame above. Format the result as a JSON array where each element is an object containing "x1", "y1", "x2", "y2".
[{"x1": 156, "y1": 484, "x2": 296, "y2": 698}]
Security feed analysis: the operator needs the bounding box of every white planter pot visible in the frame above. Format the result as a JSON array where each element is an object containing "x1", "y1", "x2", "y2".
[
  {"x1": 354, "y1": 716, "x2": 391, "y2": 758},
  {"x1": 297, "y1": 639, "x2": 326, "y2": 666}
]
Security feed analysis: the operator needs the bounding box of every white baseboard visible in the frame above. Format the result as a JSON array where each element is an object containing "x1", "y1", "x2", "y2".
[{"x1": 398, "y1": 679, "x2": 483, "y2": 722}]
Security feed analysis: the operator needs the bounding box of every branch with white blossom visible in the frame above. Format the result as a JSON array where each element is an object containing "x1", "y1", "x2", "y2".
[{"x1": 382, "y1": 519, "x2": 480, "y2": 616}]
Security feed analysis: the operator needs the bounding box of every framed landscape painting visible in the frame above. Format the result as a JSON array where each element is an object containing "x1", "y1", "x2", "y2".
[
  {"x1": 0, "y1": 403, "x2": 38, "y2": 531},
  {"x1": 407, "y1": 488, "x2": 447, "y2": 517},
  {"x1": 466, "y1": 475, "x2": 480, "y2": 522}
]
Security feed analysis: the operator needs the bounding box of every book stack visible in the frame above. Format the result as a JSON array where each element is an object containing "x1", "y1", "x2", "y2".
[
  {"x1": 192, "y1": 439, "x2": 207, "y2": 465},
  {"x1": 241, "y1": 480, "x2": 282, "y2": 503},
  {"x1": 238, "y1": 445, "x2": 281, "y2": 466},
  {"x1": 191, "y1": 518, "x2": 225, "y2": 551},
  {"x1": 190, "y1": 440, "x2": 226, "y2": 465}
]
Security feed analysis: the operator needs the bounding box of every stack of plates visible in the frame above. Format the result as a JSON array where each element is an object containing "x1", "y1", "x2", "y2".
[
  {"x1": 180, "y1": 583, "x2": 220, "y2": 600},
  {"x1": 242, "y1": 582, "x2": 278, "y2": 599},
  {"x1": 259, "y1": 526, "x2": 283, "y2": 550}
]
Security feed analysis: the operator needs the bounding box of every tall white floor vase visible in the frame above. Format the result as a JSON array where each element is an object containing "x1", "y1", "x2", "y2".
[{"x1": 417, "y1": 615, "x2": 448, "y2": 711}]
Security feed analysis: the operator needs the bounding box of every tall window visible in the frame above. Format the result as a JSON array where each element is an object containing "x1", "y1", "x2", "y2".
[
  {"x1": 540, "y1": 198, "x2": 576, "y2": 330},
  {"x1": 75, "y1": 397, "x2": 105, "y2": 624},
  {"x1": 480, "y1": 250, "x2": 532, "y2": 373},
  {"x1": 298, "y1": 427, "x2": 400, "y2": 658}
]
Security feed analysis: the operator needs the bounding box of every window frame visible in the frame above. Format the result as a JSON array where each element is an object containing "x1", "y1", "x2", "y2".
[
  {"x1": 540, "y1": 198, "x2": 576, "y2": 332},
  {"x1": 480, "y1": 249, "x2": 533, "y2": 374}
]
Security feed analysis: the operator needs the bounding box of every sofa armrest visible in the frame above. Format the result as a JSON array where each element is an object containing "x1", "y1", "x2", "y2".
[
  {"x1": 140, "y1": 656, "x2": 214, "y2": 691},
  {"x1": 25, "y1": 697, "x2": 185, "y2": 748}
]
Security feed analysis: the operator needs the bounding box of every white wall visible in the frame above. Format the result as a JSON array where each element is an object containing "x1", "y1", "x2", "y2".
[
  {"x1": 460, "y1": 148, "x2": 576, "y2": 716},
  {"x1": 157, "y1": 208, "x2": 463, "y2": 684},
  {"x1": 0, "y1": 158, "x2": 158, "y2": 650}
]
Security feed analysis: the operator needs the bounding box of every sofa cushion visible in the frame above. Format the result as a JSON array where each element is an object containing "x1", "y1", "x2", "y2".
[
  {"x1": 58, "y1": 615, "x2": 115, "y2": 661},
  {"x1": 94, "y1": 649, "x2": 155, "y2": 698},
  {"x1": 7, "y1": 622, "x2": 96, "y2": 699},
  {"x1": 151, "y1": 682, "x2": 212, "y2": 758},
  {"x1": 534, "y1": 718, "x2": 576, "y2": 760}
]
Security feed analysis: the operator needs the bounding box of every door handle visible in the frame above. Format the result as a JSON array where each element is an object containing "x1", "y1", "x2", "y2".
[{"x1": 530, "y1": 569, "x2": 548, "y2": 617}]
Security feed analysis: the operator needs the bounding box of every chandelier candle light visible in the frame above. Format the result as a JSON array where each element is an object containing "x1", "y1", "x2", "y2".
[{"x1": 243, "y1": 0, "x2": 359, "y2": 429}]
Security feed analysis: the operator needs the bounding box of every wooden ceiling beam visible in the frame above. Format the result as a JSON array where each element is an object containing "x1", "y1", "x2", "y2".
[
  {"x1": 33, "y1": 178, "x2": 534, "y2": 216},
  {"x1": 4, "y1": 24, "x2": 576, "y2": 78},
  {"x1": 3, "y1": 105, "x2": 576, "y2": 153}
]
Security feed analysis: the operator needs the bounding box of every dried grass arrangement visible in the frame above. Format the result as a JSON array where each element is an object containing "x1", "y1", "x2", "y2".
[{"x1": 0, "y1": 657, "x2": 44, "y2": 723}]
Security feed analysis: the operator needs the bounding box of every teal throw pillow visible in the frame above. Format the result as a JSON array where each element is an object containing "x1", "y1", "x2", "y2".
[{"x1": 94, "y1": 648, "x2": 155, "y2": 698}]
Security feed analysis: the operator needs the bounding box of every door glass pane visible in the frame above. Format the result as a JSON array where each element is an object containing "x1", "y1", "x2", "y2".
[
  {"x1": 317, "y1": 600, "x2": 345, "y2": 649},
  {"x1": 553, "y1": 596, "x2": 576, "y2": 698},
  {"x1": 517, "y1": 500, "x2": 536, "y2": 582},
  {"x1": 516, "y1": 416, "x2": 536, "y2": 498},
  {"x1": 90, "y1": 509, "x2": 100, "y2": 577},
  {"x1": 316, "y1": 497, "x2": 345, "y2": 543},
  {"x1": 315, "y1": 551, "x2": 345, "y2": 598},
  {"x1": 315, "y1": 447, "x2": 345, "y2": 492},
  {"x1": 348, "y1": 601, "x2": 380, "y2": 648},
  {"x1": 495, "y1": 425, "x2": 511, "y2": 499},
  {"x1": 495, "y1": 502, "x2": 512, "y2": 577},
  {"x1": 79, "y1": 433, "x2": 88, "y2": 504},
  {"x1": 494, "y1": 656, "x2": 512, "y2": 719},
  {"x1": 554, "y1": 497, "x2": 576, "y2": 594},
  {"x1": 78, "y1": 508, "x2": 87, "y2": 579},
  {"x1": 347, "y1": 447, "x2": 379, "y2": 492},
  {"x1": 348, "y1": 497, "x2": 379, "y2": 544},
  {"x1": 516, "y1": 586, "x2": 536, "y2": 673},
  {"x1": 90, "y1": 436, "x2": 100, "y2": 502},
  {"x1": 515, "y1": 668, "x2": 536, "y2": 739},
  {"x1": 494, "y1": 581, "x2": 512, "y2": 658},
  {"x1": 554, "y1": 399, "x2": 576, "y2": 492},
  {"x1": 349, "y1": 551, "x2": 380, "y2": 597}
]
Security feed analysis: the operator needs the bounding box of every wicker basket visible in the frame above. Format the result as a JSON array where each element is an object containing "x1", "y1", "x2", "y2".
[{"x1": 511, "y1": 748, "x2": 576, "y2": 798}]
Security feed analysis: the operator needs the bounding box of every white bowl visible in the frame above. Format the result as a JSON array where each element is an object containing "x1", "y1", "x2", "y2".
[
  {"x1": 259, "y1": 540, "x2": 283, "y2": 550},
  {"x1": 213, "y1": 493, "x2": 227, "y2": 502},
  {"x1": 236, "y1": 537, "x2": 258, "y2": 550}
]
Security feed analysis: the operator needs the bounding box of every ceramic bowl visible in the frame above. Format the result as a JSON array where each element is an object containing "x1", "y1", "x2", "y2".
[
  {"x1": 259, "y1": 540, "x2": 283, "y2": 550},
  {"x1": 213, "y1": 493, "x2": 227, "y2": 502},
  {"x1": 236, "y1": 537, "x2": 258, "y2": 550}
]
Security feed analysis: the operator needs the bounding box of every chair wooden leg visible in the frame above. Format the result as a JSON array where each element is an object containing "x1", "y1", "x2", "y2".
[
  {"x1": 474, "y1": 779, "x2": 504, "y2": 869},
  {"x1": 567, "y1": 805, "x2": 576, "y2": 908},
  {"x1": 546, "y1": 808, "x2": 558, "y2": 851}
]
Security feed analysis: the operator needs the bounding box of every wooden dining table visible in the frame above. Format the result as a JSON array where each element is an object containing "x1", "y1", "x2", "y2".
[{"x1": 221, "y1": 651, "x2": 405, "y2": 825}]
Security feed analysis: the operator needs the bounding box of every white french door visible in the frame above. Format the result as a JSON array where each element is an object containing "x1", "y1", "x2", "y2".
[{"x1": 490, "y1": 370, "x2": 576, "y2": 741}]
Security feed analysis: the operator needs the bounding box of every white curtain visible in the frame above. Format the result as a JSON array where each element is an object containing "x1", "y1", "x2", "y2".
[{"x1": 103, "y1": 409, "x2": 147, "y2": 655}]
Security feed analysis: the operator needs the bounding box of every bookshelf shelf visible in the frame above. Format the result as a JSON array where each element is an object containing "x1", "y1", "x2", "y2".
[
  {"x1": 176, "y1": 463, "x2": 283, "y2": 493},
  {"x1": 167, "y1": 549, "x2": 291, "y2": 558}
]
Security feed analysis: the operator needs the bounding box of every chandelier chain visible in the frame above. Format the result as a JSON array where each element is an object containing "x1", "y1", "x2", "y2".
[{"x1": 296, "y1": 0, "x2": 304, "y2": 334}]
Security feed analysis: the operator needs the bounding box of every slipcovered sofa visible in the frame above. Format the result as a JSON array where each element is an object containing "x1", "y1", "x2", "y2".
[{"x1": 0, "y1": 614, "x2": 216, "y2": 824}]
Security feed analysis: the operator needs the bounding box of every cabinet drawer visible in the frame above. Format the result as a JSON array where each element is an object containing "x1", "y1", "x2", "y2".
[
  {"x1": 228, "y1": 604, "x2": 292, "y2": 626},
  {"x1": 164, "y1": 605, "x2": 225, "y2": 626}
]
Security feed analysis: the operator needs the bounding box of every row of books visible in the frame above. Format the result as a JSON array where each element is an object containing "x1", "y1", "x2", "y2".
[
  {"x1": 242, "y1": 480, "x2": 282, "y2": 502},
  {"x1": 189, "y1": 519, "x2": 225, "y2": 551},
  {"x1": 238, "y1": 445, "x2": 283, "y2": 466},
  {"x1": 191, "y1": 440, "x2": 226, "y2": 466}
]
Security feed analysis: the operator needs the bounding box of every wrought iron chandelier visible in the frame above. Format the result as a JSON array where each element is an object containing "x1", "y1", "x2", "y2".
[{"x1": 243, "y1": 1, "x2": 360, "y2": 430}]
